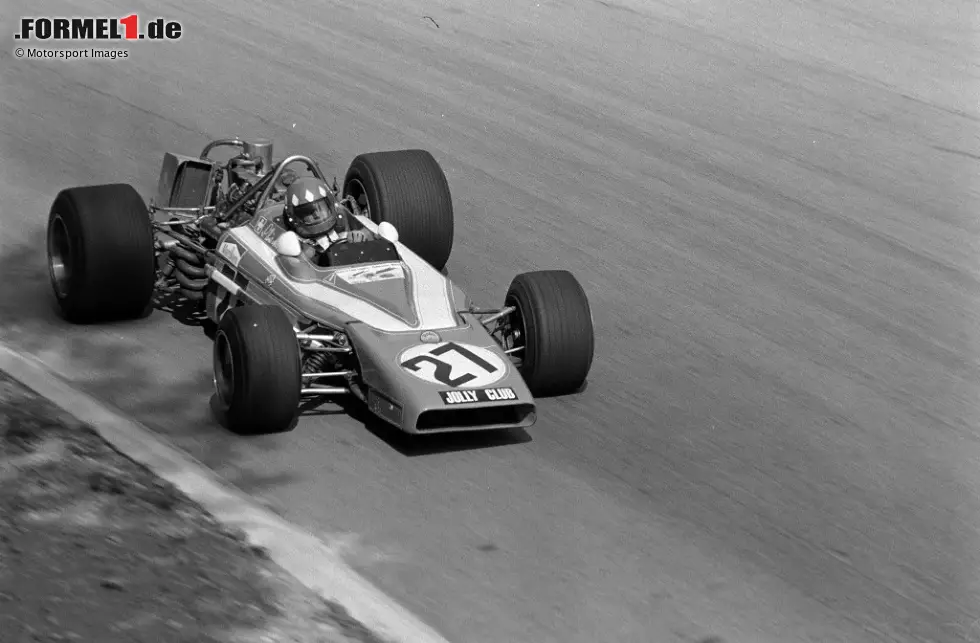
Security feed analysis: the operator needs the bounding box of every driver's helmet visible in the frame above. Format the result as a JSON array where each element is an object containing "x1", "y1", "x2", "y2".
[{"x1": 283, "y1": 177, "x2": 340, "y2": 239}]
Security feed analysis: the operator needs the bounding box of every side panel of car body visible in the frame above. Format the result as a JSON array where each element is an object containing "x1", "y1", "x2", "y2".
[{"x1": 210, "y1": 212, "x2": 470, "y2": 333}]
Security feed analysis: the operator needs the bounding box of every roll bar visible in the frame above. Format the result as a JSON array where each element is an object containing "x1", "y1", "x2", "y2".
[{"x1": 222, "y1": 154, "x2": 330, "y2": 220}]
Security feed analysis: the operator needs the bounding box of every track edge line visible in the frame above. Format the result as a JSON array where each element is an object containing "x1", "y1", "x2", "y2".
[{"x1": 0, "y1": 340, "x2": 452, "y2": 643}]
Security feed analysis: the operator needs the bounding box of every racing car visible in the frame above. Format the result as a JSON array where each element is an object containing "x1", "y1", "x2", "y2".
[{"x1": 45, "y1": 137, "x2": 595, "y2": 435}]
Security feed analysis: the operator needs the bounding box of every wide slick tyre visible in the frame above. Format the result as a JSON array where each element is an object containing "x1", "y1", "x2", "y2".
[
  {"x1": 505, "y1": 270, "x2": 595, "y2": 397},
  {"x1": 46, "y1": 183, "x2": 156, "y2": 323},
  {"x1": 212, "y1": 305, "x2": 302, "y2": 436},
  {"x1": 343, "y1": 149, "x2": 454, "y2": 271}
]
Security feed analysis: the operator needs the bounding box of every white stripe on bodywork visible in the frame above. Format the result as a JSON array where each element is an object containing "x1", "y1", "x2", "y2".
[{"x1": 231, "y1": 225, "x2": 459, "y2": 332}]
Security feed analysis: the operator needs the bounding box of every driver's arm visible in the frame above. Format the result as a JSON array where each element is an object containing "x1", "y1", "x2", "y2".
[{"x1": 299, "y1": 236, "x2": 328, "y2": 261}]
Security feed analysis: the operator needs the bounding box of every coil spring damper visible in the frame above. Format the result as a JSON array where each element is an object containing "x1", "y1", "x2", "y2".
[
  {"x1": 302, "y1": 352, "x2": 334, "y2": 374},
  {"x1": 170, "y1": 245, "x2": 208, "y2": 300}
]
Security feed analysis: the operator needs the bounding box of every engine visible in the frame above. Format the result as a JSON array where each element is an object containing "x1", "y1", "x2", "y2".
[
  {"x1": 219, "y1": 158, "x2": 261, "y2": 218},
  {"x1": 155, "y1": 138, "x2": 283, "y2": 303}
]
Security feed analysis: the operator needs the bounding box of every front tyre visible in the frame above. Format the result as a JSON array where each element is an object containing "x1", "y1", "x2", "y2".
[
  {"x1": 343, "y1": 149, "x2": 454, "y2": 272},
  {"x1": 47, "y1": 183, "x2": 156, "y2": 323},
  {"x1": 213, "y1": 305, "x2": 301, "y2": 435},
  {"x1": 505, "y1": 270, "x2": 595, "y2": 397}
]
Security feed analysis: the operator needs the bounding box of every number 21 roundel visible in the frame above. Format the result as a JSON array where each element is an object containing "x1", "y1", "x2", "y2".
[{"x1": 398, "y1": 341, "x2": 508, "y2": 388}]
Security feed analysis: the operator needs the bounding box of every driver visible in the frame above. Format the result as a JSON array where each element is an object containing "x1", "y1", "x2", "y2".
[{"x1": 282, "y1": 177, "x2": 375, "y2": 262}]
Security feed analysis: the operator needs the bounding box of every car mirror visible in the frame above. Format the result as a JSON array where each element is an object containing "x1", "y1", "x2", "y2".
[
  {"x1": 377, "y1": 221, "x2": 399, "y2": 243},
  {"x1": 275, "y1": 230, "x2": 303, "y2": 257}
]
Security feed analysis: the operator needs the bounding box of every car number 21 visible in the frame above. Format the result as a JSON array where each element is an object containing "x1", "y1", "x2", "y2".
[{"x1": 398, "y1": 341, "x2": 508, "y2": 388}]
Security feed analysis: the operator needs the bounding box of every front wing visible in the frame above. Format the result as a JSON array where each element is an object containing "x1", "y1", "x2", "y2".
[{"x1": 346, "y1": 317, "x2": 537, "y2": 434}]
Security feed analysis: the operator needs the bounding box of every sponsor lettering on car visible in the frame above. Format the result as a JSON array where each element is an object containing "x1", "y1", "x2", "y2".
[
  {"x1": 218, "y1": 240, "x2": 243, "y2": 266},
  {"x1": 251, "y1": 215, "x2": 280, "y2": 245},
  {"x1": 439, "y1": 387, "x2": 517, "y2": 405},
  {"x1": 335, "y1": 263, "x2": 405, "y2": 285}
]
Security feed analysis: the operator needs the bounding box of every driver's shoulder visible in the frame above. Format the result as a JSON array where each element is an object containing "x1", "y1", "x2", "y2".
[{"x1": 254, "y1": 203, "x2": 284, "y2": 220}]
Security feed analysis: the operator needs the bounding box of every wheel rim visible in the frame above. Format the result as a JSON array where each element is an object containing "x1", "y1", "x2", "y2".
[
  {"x1": 213, "y1": 331, "x2": 235, "y2": 406},
  {"x1": 48, "y1": 214, "x2": 72, "y2": 299},
  {"x1": 502, "y1": 295, "x2": 528, "y2": 369},
  {"x1": 345, "y1": 178, "x2": 374, "y2": 221}
]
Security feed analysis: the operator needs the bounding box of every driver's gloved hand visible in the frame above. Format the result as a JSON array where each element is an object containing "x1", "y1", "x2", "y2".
[{"x1": 348, "y1": 230, "x2": 373, "y2": 243}]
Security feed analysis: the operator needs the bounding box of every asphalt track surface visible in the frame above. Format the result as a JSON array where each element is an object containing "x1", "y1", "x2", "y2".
[{"x1": 2, "y1": 1, "x2": 979, "y2": 641}]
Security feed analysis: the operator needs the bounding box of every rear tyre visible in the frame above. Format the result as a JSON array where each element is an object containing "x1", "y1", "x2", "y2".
[
  {"x1": 505, "y1": 270, "x2": 595, "y2": 397},
  {"x1": 47, "y1": 183, "x2": 156, "y2": 323},
  {"x1": 213, "y1": 305, "x2": 301, "y2": 435},
  {"x1": 343, "y1": 149, "x2": 454, "y2": 271}
]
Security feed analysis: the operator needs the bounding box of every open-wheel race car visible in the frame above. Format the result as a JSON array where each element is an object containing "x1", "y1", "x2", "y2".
[{"x1": 45, "y1": 137, "x2": 595, "y2": 435}]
